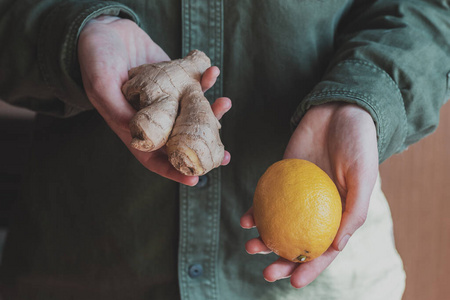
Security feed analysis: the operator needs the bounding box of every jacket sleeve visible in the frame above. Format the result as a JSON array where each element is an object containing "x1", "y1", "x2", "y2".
[
  {"x1": 291, "y1": 0, "x2": 450, "y2": 163},
  {"x1": 0, "y1": 0, "x2": 139, "y2": 117}
]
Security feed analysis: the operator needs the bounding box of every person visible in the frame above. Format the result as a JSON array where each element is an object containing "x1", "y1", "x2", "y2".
[{"x1": 1, "y1": 0, "x2": 449, "y2": 299}]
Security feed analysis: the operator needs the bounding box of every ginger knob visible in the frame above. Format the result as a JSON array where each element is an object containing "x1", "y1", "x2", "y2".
[{"x1": 121, "y1": 50, "x2": 224, "y2": 176}]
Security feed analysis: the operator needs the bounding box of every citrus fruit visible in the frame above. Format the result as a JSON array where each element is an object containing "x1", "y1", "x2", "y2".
[{"x1": 253, "y1": 159, "x2": 342, "y2": 263}]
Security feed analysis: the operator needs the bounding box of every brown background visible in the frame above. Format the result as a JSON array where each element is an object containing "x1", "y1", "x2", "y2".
[
  {"x1": 380, "y1": 101, "x2": 450, "y2": 299},
  {"x1": 1, "y1": 100, "x2": 450, "y2": 299}
]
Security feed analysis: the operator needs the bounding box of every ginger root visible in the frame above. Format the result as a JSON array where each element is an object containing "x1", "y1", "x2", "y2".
[{"x1": 121, "y1": 50, "x2": 224, "y2": 176}]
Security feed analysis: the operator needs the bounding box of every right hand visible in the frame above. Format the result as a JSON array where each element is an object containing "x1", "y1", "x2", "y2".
[{"x1": 78, "y1": 16, "x2": 231, "y2": 186}]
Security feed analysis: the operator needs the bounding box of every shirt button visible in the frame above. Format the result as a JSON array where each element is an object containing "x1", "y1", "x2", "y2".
[
  {"x1": 188, "y1": 264, "x2": 203, "y2": 278},
  {"x1": 196, "y1": 175, "x2": 208, "y2": 188}
]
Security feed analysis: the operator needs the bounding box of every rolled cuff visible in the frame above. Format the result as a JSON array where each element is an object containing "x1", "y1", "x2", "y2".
[
  {"x1": 38, "y1": 1, "x2": 140, "y2": 117},
  {"x1": 291, "y1": 59, "x2": 407, "y2": 163}
]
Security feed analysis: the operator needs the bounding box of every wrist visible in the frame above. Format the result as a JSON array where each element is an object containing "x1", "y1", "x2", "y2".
[
  {"x1": 308, "y1": 102, "x2": 368, "y2": 115},
  {"x1": 297, "y1": 102, "x2": 376, "y2": 147},
  {"x1": 307, "y1": 102, "x2": 374, "y2": 126},
  {"x1": 87, "y1": 15, "x2": 122, "y2": 25}
]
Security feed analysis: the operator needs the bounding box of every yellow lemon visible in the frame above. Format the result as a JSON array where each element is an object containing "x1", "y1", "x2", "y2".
[{"x1": 253, "y1": 159, "x2": 342, "y2": 262}]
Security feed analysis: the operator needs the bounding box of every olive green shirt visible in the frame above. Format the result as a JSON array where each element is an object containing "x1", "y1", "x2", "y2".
[{"x1": 0, "y1": 0, "x2": 449, "y2": 299}]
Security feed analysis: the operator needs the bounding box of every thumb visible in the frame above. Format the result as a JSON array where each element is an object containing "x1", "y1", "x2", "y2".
[
  {"x1": 332, "y1": 172, "x2": 377, "y2": 252},
  {"x1": 84, "y1": 75, "x2": 135, "y2": 140}
]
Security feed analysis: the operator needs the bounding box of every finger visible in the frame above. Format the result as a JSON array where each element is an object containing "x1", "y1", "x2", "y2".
[
  {"x1": 211, "y1": 97, "x2": 232, "y2": 120},
  {"x1": 290, "y1": 248, "x2": 340, "y2": 288},
  {"x1": 135, "y1": 150, "x2": 199, "y2": 186},
  {"x1": 221, "y1": 150, "x2": 231, "y2": 166},
  {"x1": 201, "y1": 66, "x2": 220, "y2": 92},
  {"x1": 240, "y1": 207, "x2": 255, "y2": 229},
  {"x1": 332, "y1": 172, "x2": 375, "y2": 252},
  {"x1": 245, "y1": 237, "x2": 272, "y2": 254},
  {"x1": 263, "y1": 258, "x2": 298, "y2": 282}
]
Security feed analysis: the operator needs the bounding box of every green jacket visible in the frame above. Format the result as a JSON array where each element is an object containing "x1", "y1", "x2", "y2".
[{"x1": 0, "y1": 0, "x2": 449, "y2": 299}]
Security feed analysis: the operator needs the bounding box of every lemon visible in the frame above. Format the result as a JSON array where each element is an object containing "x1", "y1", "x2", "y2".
[{"x1": 253, "y1": 159, "x2": 342, "y2": 262}]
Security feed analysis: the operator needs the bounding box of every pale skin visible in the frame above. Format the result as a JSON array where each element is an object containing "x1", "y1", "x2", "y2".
[
  {"x1": 241, "y1": 103, "x2": 379, "y2": 288},
  {"x1": 78, "y1": 16, "x2": 231, "y2": 187},
  {"x1": 78, "y1": 16, "x2": 379, "y2": 289}
]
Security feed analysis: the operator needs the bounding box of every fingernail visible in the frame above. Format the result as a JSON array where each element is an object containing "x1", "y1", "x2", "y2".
[
  {"x1": 263, "y1": 272, "x2": 277, "y2": 283},
  {"x1": 338, "y1": 234, "x2": 351, "y2": 251}
]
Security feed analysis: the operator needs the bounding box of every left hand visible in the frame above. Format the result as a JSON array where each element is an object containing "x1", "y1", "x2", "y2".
[{"x1": 240, "y1": 102, "x2": 379, "y2": 288}]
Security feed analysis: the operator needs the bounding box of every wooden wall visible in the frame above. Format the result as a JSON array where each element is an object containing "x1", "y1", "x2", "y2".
[{"x1": 380, "y1": 102, "x2": 450, "y2": 300}]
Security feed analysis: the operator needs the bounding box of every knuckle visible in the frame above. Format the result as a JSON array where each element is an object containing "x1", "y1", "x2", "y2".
[{"x1": 354, "y1": 212, "x2": 368, "y2": 228}]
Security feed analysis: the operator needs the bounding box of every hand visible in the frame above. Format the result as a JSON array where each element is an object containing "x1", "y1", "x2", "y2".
[
  {"x1": 78, "y1": 16, "x2": 231, "y2": 186},
  {"x1": 241, "y1": 103, "x2": 378, "y2": 288}
]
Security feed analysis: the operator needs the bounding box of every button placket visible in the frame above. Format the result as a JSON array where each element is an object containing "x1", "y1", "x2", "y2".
[
  {"x1": 178, "y1": 169, "x2": 221, "y2": 299},
  {"x1": 188, "y1": 264, "x2": 204, "y2": 278},
  {"x1": 179, "y1": 1, "x2": 223, "y2": 298}
]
